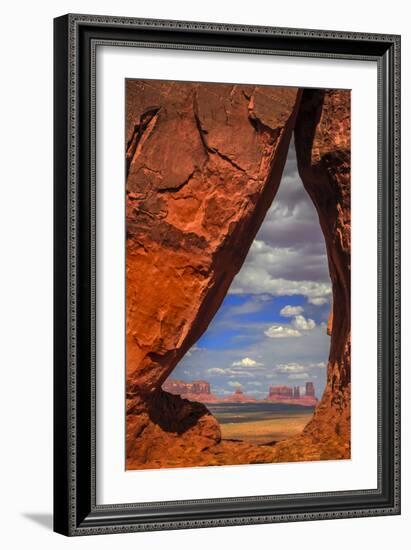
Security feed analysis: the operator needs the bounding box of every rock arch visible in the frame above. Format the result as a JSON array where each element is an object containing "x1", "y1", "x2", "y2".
[{"x1": 125, "y1": 80, "x2": 350, "y2": 469}]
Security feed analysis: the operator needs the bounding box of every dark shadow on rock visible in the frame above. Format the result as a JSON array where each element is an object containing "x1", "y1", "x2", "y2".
[{"x1": 147, "y1": 389, "x2": 212, "y2": 434}]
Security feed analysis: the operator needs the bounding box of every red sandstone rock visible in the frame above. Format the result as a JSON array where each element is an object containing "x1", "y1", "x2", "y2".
[
  {"x1": 126, "y1": 391, "x2": 222, "y2": 468},
  {"x1": 126, "y1": 81, "x2": 301, "y2": 393},
  {"x1": 265, "y1": 382, "x2": 317, "y2": 407},
  {"x1": 268, "y1": 385, "x2": 294, "y2": 398},
  {"x1": 126, "y1": 80, "x2": 301, "y2": 469}
]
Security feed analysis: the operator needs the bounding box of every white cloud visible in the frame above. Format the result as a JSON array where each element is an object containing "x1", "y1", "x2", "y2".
[
  {"x1": 247, "y1": 381, "x2": 263, "y2": 386},
  {"x1": 280, "y1": 305, "x2": 304, "y2": 317},
  {"x1": 231, "y1": 357, "x2": 263, "y2": 367},
  {"x1": 264, "y1": 325, "x2": 301, "y2": 338},
  {"x1": 229, "y1": 239, "x2": 332, "y2": 304},
  {"x1": 288, "y1": 372, "x2": 309, "y2": 380},
  {"x1": 209, "y1": 368, "x2": 253, "y2": 377},
  {"x1": 292, "y1": 314, "x2": 316, "y2": 331},
  {"x1": 275, "y1": 362, "x2": 325, "y2": 376},
  {"x1": 310, "y1": 361, "x2": 327, "y2": 368},
  {"x1": 228, "y1": 381, "x2": 242, "y2": 388},
  {"x1": 309, "y1": 297, "x2": 329, "y2": 306},
  {"x1": 226, "y1": 142, "x2": 332, "y2": 308},
  {"x1": 207, "y1": 368, "x2": 226, "y2": 375},
  {"x1": 276, "y1": 363, "x2": 306, "y2": 374},
  {"x1": 230, "y1": 267, "x2": 331, "y2": 304}
]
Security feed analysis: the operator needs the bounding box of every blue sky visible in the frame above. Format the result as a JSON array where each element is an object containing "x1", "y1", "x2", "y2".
[{"x1": 170, "y1": 139, "x2": 332, "y2": 400}]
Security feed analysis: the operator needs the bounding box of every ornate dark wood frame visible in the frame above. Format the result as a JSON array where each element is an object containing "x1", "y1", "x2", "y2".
[{"x1": 53, "y1": 13, "x2": 401, "y2": 536}]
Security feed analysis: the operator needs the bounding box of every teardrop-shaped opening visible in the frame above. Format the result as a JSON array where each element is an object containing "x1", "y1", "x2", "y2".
[{"x1": 162, "y1": 137, "x2": 331, "y2": 446}]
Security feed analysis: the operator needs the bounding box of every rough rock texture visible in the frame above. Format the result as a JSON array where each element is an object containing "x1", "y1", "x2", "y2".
[
  {"x1": 125, "y1": 80, "x2": 301, "y2": 469},
  {"x1": 127, "y1": 391, "x2": 276, "y2": 469},
  {"x1": 272, "y1": 89, "x2": 351, "y2": 462}
]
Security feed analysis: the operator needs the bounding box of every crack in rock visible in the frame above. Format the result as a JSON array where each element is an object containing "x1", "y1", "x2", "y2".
[
  {"x1": 157, "y1": 170, "x2": 197, "y2": 194},
  {"x1": 126, "y1": 107, "x2": 160, "y2": 178},
  {"x1": 192, "y1": 91, "x2": 256, "y2": 179},
  {"x1": 247, "y1": 94, "x2": 281, "y2": 141}
]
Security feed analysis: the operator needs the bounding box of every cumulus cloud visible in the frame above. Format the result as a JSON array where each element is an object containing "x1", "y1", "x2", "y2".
[
  {"x1": 310, "y1": 297, "x2": 329, "y2": 306},
  {"x1": 264, "y1": 325, "x2": 301, "y2": 338},
  {"x1": 228, "y1": 140, "x2": 332, "y2": 305},
  {"x1": 231, "y1": 357, "x2": 263, "y2": 367},
  {"x1": 230, "y1": 256, "x2": 331, "y2": 304},
  {"x1": 280, "y1": 305, "x2": 304, "y2": 317},
  {"x1": 276, "y1": 362, "x2": 306, "y2": 374},
  {"x1": 292, "y1": 314, "x2": 316, "y2": 331}
]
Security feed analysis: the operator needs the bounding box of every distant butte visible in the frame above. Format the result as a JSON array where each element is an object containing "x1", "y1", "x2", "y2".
[
  {"x1": 162, "y1": 379, "x2": 317, "y2": 406},
  {"x1": 265, "y1": 382, "x2": 317, "y2": 407},
  {"x1": 162, "y1": 378, "x2": 219, "y2": 403},
  {"x1": 221, "y1": 388, "x2": 257, "y2": 404}
]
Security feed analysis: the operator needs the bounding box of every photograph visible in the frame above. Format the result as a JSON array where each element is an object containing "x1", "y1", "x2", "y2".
[
  {"x1": 125, "y1": 80, "x2": 351, "y2": 470},
  {"x1": 51, "y1": 12, "x2": 400, "y2": 536}
]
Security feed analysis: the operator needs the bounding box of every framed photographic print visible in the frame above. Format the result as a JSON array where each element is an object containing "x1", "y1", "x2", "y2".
[{"x1": 53, "y1": 14, "x2": 401, "y2": 536}]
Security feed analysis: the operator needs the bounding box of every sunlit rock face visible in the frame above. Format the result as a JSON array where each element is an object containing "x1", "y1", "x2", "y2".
[
  {"x1": 125, "y1": 81, "x2": 350, "y2": 469},
  {"x1": 125, "y1": 80, "x2": 301, "y2": 469}
]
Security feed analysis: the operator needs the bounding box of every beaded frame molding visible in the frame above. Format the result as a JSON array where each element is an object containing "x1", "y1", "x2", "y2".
[{"x1": 53, "y1": 13, "x2": 401, "y2": 536}]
